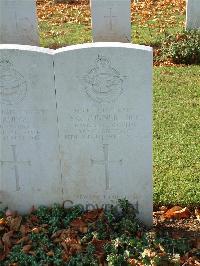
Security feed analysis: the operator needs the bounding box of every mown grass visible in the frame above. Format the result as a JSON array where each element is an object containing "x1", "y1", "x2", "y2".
[
  {"x1": 153, "y1": 66, "x2": 200, "y2": 206},
  {"x1": 132, "y1": 15, "x2": 186, "y2": 47},
  {"x1": 38, "y1": 3, "x2": 200, "y2": 207},
  {"x1": 39, "y1": 18, "x2": 185, "y2": 48},
  {"x1": 39, "y1": 22, "x2": 92, "y2": 48}
]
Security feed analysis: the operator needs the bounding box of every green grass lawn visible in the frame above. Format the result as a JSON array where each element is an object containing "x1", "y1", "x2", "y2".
[
  {"x1": 38, "y1": 17, "x2": 199, "y2": 207},
  {"x1": 154, "y1": 66, "x2": 200, "y2": 207},
  {"x1": 39, "y1": 18, "x2": 185, "y2": 48},
  {"x1": 39, "y1": 22, "x2": 92, "y2": 48}
]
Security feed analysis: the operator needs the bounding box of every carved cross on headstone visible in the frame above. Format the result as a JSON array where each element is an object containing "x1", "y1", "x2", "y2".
[
  {"x1": 91, "y1": 144, "x2": 122, "y2": 190},
  {"x1": 0, "y1": 145, "x2": 31, "y2": 191},
  {"x1": 104, "y1": 8, "x2": 117, "y2": 31}
]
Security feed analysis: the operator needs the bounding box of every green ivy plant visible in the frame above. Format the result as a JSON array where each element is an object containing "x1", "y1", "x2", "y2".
[{"x1": 159, "y1": 30, "x2": 200, "y2": 64}]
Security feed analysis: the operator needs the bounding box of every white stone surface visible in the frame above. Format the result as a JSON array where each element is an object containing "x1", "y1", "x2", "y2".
[
  {"x1": 54, "y1": 43, "x2": 153, "y2": 225},
  {"x1": 186, "y1": 0, "x2": 200, "y2": 29},
  {"x1": 0, "y1": 45, "x2": 60, "y2": 212},
  {"x1": 90, "y1": 0, "x2": 131, "y2": 42},
  {"x1": 0, "y1": 0, "x2": 39, "y2": 45},
  {"x1": 0, "y1": 43, "x2": 153, "y2": 225}
]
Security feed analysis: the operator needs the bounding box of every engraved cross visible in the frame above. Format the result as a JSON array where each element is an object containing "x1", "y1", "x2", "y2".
[
  {"x1": 91, "y1": 144, "x2": 122, "y2": 190},
  {"x1": 104, "y1": 8, "x2": 117, "y2": 31},
  {"x1": 0, "y1": 145, "x2": 31, "y2": 191}
]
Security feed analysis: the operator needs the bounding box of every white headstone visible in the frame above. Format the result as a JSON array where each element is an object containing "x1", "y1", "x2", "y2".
[
  {"x1": 90, "y1": 0, "x2": 131, "y2": 42},
  {"x1": 54, "y1": 43, "x2": 153, "y2": 225},
  {"x1": 186, "y1": 0, "x2": 200, "y2": 29},
  {"x1": 0, "y1": 45, "x2": 60, "y2": 212},
  {"x1": 0, "y1": 43, "x2": 153, "y2": 226},
  {"x1": 0, "y1": 0, "x2": 39, "y2": 45}
]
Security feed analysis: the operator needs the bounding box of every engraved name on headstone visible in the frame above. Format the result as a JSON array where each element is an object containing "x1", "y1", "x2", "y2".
[{"x1": 54, "y1": 43, "x2": 153, "y2": 225}]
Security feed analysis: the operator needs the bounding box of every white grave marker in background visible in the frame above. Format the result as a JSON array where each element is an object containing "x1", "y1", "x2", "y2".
[
  {"x1": 90, "y1": 0, "x2": 131, "y2": 42},
  {"x1": 0, "y1": 45, "x2": 60, "y2": 212},
  {"x1": 0, "y1": 0, "x2": 39, "y2": 45},
  {"x1": 54, "y1": 43, "x2": 153, "y2": 225},
  {"x1": 186, "y1": 0, "x2": 200, "y2": 29}
]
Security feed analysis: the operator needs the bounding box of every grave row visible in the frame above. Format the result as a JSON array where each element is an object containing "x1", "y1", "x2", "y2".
[
  {"x1": 0, "y1": 0, "x2": 200, "y2": 46},
  {"x1": 0, "y1": 43, "x2": 153, "y2": 225},
  {"x1": 0, "y1": 0, "x2": 199, "y2": 227}
]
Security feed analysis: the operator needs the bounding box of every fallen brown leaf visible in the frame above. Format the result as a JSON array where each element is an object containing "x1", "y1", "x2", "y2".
[
  {"x1": 46, "y1": 250, "x2": 54, "y2": 256},
  {"x1": 82, "y1": 209, "x2": 104, "y2": 222},
  {"x1": 2, "y1": 231, "x2": 14, "y2": 248},
  {"x1": 51, "y1": 229, "x2": 63, "y2": 239},
  {"x1": 195, "y1": 208, "x2": 200, "y2": 222},
  {"x1": 91, "y1": 238, "x2": 108, "y2": 253},
  {"x1": 9, "y1": 216, "x2": 22, "y2": 231},
  {"x1": 164, "y1": 206, "x2": 190, "y2": 219},
  {"x1": 16, "y1": 236, "x2": 29, "y2": 244},
  {"x1": 159, "y1": 206, "x2": 168, "y2": 212},
  {"x1": 20, "y1": 224, "x2": 31, "y2": 235},
  {"x1": 70, "y1": 218, "x2": 88, "y2": 233},
  {"x1": 29, "y1": 214, "x2": 40, "y2": 223},
  {"x1": 22, "y1": 244, "x2": 32, "y2": 253},
  {"x1": 153, "y1": 210, "x2": 165, "y2": 216},
  {"x1": 128, "y1": 258, "x2": 144, "y2": 266},
  {"x1": 0, "y1": 218, "x2": 6, "y2": 226},
  {"x1": 32, "y1": 227, "x2": 40, "y2": 234}
]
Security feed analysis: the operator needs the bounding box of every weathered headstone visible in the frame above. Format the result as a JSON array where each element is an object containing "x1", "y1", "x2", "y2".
[
  {"x1": 0, "y1": 43, "x2": 153, "y2": 226},
  {"x1": 54, "y1": 43, "x2": 153, "y2": 225},
  {"x1": 90, "y1": 0, "x2": 131, "y2": 42},
  {"x1": 0, "y1": 45, "x2": 60, "y2": 212},
  {"x1": 186, "y1": 0, "x2": 200, "y2": 29},
  {"x1": 0, "y1": 0, "x2": 39, "y2": 45}
]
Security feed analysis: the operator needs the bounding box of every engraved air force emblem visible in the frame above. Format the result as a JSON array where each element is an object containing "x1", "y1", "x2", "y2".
[
  {"x1": 83, "y1": 55, "x2": 126, "y2": 103},
  {"x1": 0, "y1": 59, "x2": 27, "y2": 105}
]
